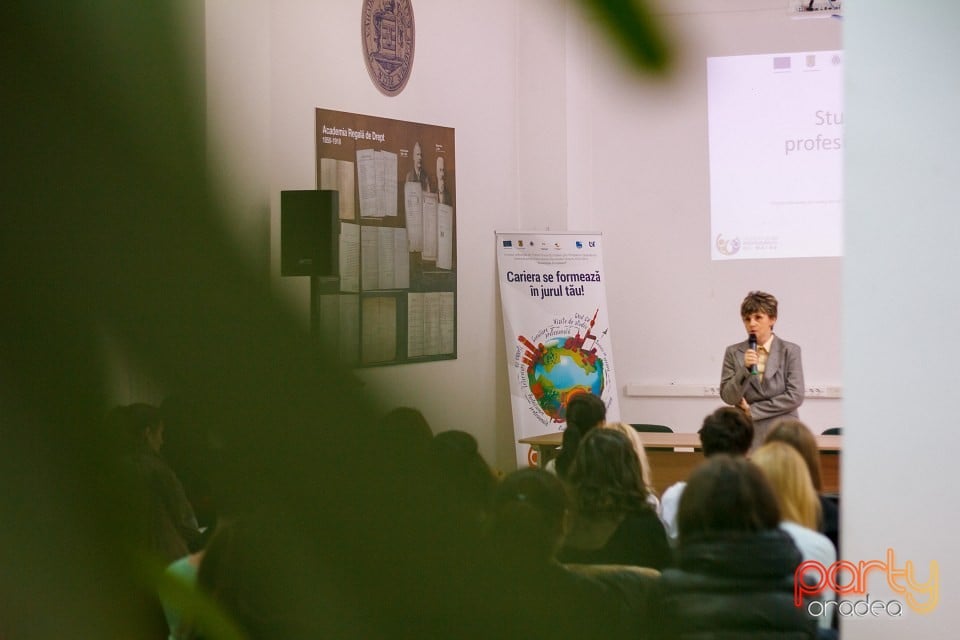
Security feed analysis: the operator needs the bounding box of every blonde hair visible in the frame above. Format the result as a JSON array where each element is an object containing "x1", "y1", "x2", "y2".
[
  {"x1": 602, "y1": 422, "x2": 655, "y2": 497},
  {"x1": 764, "y1": 419, "x2": 823, "y2": 491},
  {"x1": 751, "y1": 442, "x2": 821, "y2": 529}
]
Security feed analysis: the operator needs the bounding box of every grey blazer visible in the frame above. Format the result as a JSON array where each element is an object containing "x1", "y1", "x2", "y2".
[{"x1": 720, "y1": 335, "x2": 805, "y2": 444}]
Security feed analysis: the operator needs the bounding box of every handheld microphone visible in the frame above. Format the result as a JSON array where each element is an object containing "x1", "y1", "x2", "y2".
[{"x1": 748, "y1": 333, "x2": 759, "y2": 375}]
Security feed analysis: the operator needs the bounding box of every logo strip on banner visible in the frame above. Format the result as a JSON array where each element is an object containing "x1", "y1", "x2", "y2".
[{"x1": 496, "y1": 231, "x2": 620, "y2": 467}]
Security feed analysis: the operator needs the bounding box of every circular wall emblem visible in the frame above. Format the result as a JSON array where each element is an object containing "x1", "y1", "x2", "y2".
[{"x1": 361, "y1": 0, "x2": 415, "y2": 96}]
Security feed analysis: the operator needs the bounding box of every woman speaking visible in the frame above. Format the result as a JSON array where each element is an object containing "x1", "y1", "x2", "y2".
[{"x1": 720, "y1": 291, "x2": 805, "y2": 447}]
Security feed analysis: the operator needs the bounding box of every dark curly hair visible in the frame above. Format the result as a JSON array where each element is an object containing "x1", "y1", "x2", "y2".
[
  {"x1": 699, "y1": 406, "x2": 754, "y2": 457},
  {"x1": 568, "y1": 428, "x2": 651, "y2": 518}
]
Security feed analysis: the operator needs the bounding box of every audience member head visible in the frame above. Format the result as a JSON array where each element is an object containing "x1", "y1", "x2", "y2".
[
  {"x1": 751, "y1": 442, "x2": 821, "y2": 530},
  {"x1": 764, "y1": 419, "x2": 823, "y2": 492},
  {"x1": 431, "y1": 428, "x2": 479, "y2": 455},
  {"x1": 565, "y1": 392, "x2": 607, "y2": 432},
  {"x1": 603, "y1": 422, "x2": 655, "y2": 494},
  {"x1": 677, "y1": 455, "x2": 780, "y2": 546},
  {"x1": 555, "y1": 392, "x2": 606, "y2": 478},
  {"x1": 379, "y1": 406, "x2": 434, "y2": 460},
  {"x1": 698, "y1": 406, "x2": 754, "y2": 457},
  {"x1": 568, "y1": 428, "x2": 650, "y2": 518},
  {"x1": 488, "y1": 468, "x2": 569, "y2": 565},
  {"x1": 380, "y1": 406, "x2": 433, "y2": 440},
  {"x1": 122, "y1": 402, "x2": 165, "y2": 453},
  {"x1": 428, "y1": 430, "x2": 496, "y2": 530}
]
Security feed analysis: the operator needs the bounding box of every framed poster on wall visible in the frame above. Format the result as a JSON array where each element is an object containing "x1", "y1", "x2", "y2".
[{"x1": 313, "y1": 108, "x2": 456, "y2": 366}]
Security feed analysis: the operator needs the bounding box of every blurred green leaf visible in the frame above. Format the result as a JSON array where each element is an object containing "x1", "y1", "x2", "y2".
[{"x1": 575, "y1": 0, "x2": 672, "y2": 74}]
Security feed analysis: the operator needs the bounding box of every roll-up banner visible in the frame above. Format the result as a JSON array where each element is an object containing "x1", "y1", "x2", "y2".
[{"x1": 496, "y1": 231, "x2": 620, "y2": 467}]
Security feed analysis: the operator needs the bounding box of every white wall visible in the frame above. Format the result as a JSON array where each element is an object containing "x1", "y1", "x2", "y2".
[
  {"x1": 570, "y1": 1, "x2": 843, "y2": 434},
  {"x1": 202, "y1": 1, "x2": 960, "y2": 632},
  {"x1": 205, "y1": 0, "x2": 273, "y2": 276},
  {"x1": 204, "y1": 0, "x2": 844, "y2": 471},
  {"x1": 843, "y1": 2, "x2": 960, "y2": 636},
  {"x1": 205, "y1": 0, "x2": 524, "y2": 469}
]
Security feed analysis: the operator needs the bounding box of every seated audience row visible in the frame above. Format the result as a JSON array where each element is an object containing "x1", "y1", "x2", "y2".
[
  {"x1": 655, "y1": 455, "x2": 819, "y2": 639},
  {"x1": 489, "y1": 457, "x2": 819, "y2": 638},
  {"x1": 659, "y1": 409, "x2": 841, "y2": 553},
  {"x1": 752, "y1": 442, "x2": 837, "y2": 630},
  {"x1": 765, "y1": 419, "x2": 841, "y2": 551},
  {"x1": 159, "y1": 399, "x2": 837, "y2": 639},
  {"x1": 548, "y1": 394, "x2": 838, "y2": 637},
  {"x1": 485, "y1": 467, "x2": 654, "y2": 639}
]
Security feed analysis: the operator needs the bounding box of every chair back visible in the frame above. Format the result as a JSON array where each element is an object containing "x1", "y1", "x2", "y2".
[
  {"x1": 631, "y1": 424, "x2": 673, "y2": 433},
  {"x1": 565, "y1": 564, "x2": 660, "y2": 635}
]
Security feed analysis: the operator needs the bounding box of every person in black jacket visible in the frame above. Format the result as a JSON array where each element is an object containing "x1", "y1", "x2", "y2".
[
  {"x1": 649, "y1": 455, "x2": 818, "y2": 640},
  {"x1": 120, "y1": 403, "x2": 203, "y2": 563}
]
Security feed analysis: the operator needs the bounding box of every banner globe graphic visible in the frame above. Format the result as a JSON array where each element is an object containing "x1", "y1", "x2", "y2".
[{"x1": 518, "y1": 309, "x2": 605, "y2": 422}]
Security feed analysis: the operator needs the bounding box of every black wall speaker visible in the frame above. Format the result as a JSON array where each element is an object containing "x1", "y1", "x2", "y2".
[{"x1": 280, "y1": 190, "x2": 338, "y2": 277}]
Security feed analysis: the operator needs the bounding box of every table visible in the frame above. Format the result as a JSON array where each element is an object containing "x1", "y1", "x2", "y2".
[{"x1": 518, "y1": 432, "x2": 841, "y2": 495}]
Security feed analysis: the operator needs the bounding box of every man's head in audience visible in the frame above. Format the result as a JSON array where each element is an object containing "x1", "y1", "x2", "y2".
[
  {"x1": 698, "y1": 406, "x2": 754, "y2": 457},
  {"x1": 568, "y1": 428, "x2": 650, "y2": 517}
]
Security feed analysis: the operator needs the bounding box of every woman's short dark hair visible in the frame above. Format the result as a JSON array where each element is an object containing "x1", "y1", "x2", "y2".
[
  {"x1": 740, "y1": 290, "x2": 778, "y2": 320},
  {"x1": 568, "y1": 428, "x2": 650, "y2": 518},
  {"x1": 677, "y1": 455, "x2": 781, "y2": 545},
  {"x1": 555, "y1": 392, "x2": 606, "y2": 478}
]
